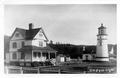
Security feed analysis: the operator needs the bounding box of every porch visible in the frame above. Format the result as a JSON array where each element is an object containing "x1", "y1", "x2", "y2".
[{"x1": 18, "y1": 46, "x2": 57, "y2": 62}]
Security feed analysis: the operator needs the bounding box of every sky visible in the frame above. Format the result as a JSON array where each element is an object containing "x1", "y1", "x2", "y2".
[{"x1": 4, "y1": 4, "x2": 116, "y2": 45}]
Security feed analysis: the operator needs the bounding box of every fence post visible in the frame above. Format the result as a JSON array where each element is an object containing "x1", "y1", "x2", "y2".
[
  {"x1": 5, "y1": 66, "x2": 9, "y2": 74},
  {"x1": 58, "y1": 66, "x2": 61, "y2": 74},
  {"x1": 38, "y1": 67, "x2": 40, "y2": 74},
  {"x1": 21, "y1": 67, "x2": 23, "y2": 74}
]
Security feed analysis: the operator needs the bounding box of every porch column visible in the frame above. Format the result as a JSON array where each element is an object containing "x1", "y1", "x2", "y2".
[
  {"x1": 31, "y1": 50, "x2": 33, "y2": 62},
  {"x1": 41, "y1": 52, "x2": 42, "y2": 57},
  {"x1": 41, "y1": 52, "x2": 42, "y2": 61},
  {"x1": 48, "y1": 52, "x2": 50, "y2": 60},
  {"x1": 17, "y1": 52, "x2": 20, "y2": 62},
  {"x1": 17, "y1": 52, "x2": 18, "y2": 61}
]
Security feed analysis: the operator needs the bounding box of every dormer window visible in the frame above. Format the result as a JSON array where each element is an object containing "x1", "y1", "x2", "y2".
[
  {"x1": 15, "y1": 33, "x2": 19, "y2": 37},
  {"x1": 39, "y1": 33, "x2": 43, "y2": 37}
]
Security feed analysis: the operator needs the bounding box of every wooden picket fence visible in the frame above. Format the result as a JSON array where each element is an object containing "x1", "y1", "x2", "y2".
[
  {"x1": 5, "y1": 66, "x2": 23, "y2": 74},
  {"x1": 5, "y1": 66, "x2": 62, "y2": 74},
  {"x1": 4, "y1": 62, "x2": 116, "y2": 74}
]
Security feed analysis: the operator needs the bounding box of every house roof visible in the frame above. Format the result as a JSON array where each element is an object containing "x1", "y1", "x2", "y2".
[
  {"x1": 18, "y1": 45, "x2": 57, "y2": 52},
  {"x1": 11, "y1": 27, "x2": 48, "y2": 41},
  {"x1": 25, "y1": 28, "x2": 41, "y2": 40},
  {"x1": 10, "y1": 28, "x2": 26, "y2": 39}
]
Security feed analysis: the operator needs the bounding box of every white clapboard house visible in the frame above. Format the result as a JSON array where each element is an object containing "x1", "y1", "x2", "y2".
[{"x1": 8, "y1": 23, "x2": 57, "y2": 63}]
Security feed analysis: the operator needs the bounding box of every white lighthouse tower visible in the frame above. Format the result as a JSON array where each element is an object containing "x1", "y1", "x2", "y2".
[{"x1": 96, "y1": 23, "x2": 109, "y2": 61}]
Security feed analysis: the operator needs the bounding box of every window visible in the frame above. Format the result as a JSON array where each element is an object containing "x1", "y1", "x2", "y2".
[
  {"x1": 22, "y1": 42, "x2": 25, "y2": 47},
  {"x1": 21, "y1": 53, "x2": 25, "y2": 59},
  {"x1": 42, "y1": 53, "x2": 46, "y2": 57},
  {"x1": 12, "y1": 53, "x2": 17, "y2": 59},
  {"x1": 13, "y1": 42, "x2": 17, "y2": 48},
  {"x1": 38, "y1": 53, "x2": 41, "y2": 57},
  {"x1": 42, "y1": 53, "x2": 48, "y2": 58},
  {"x1": 15, "y1": 33, "x2": 19, "y2": 37},
  {"x1": 39, "y1": 41, "x2": 43, "y2": 47},
  {"x1": 33, "y1": 52, "x2": 37, "y2": 57},
  {"x1": 101, "y1": 29, "x2": 104, "y2": 34}
]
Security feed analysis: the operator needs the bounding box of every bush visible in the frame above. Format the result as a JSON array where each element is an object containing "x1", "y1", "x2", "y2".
[
  {"x1": 32, "y1": 62, "x2": 40, "y2": 67},
  {"x1": 44, "y1": 61, "x2": 53, "y2": 66},
  {"x1": 9, "y1": 61, "x2": 19, "y2": 66}
]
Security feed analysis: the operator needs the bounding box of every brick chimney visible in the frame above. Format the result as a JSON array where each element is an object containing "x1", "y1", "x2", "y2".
[{"x1": 29, "y1": 23, "x2": 34, "y2": 30}]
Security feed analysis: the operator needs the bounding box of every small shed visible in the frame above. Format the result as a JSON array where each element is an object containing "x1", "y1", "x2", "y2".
[{"x1": 56, "y1": 54, "x2": 71, "y2": 65}]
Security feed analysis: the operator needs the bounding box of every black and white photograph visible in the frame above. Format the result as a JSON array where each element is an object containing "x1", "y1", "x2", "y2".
[{"x1": 4, "y1": 4, "x2": 117, "y2": 74}]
